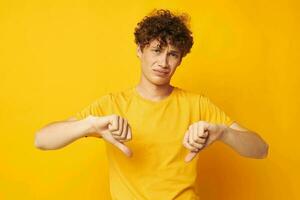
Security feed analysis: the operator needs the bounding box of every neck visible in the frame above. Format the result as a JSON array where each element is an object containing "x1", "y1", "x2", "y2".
[{"x1": 136, "y1": 77, "x2": 174, "y2": 101}]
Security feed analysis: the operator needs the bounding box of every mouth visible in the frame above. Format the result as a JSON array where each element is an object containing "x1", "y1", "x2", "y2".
[{"x1": 152, "y1": 69, "x2": 169, "y2": 77}]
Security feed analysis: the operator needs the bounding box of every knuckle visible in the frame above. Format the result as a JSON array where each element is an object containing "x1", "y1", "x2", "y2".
[
  {"x1": 120, "y1": 134, "x2": 126, "y2": 140},
  {"x1": 111, "y1": 114, "x2": 118, "y2": 118},
  {"x1": 191, "y1": 146, "x2": 197, "y2": 150},
  {"x1": 183, "y1": 141, "x2": 188, "y2": 147},
  {"x1": 113, "y1": 114, "x2": 119, "y2": 120},
  {"x1": 198, "y1": 121, "x2": 206, "y2": 126},
  {"x1": 188, "y1": 146, "x2": 194, "y2": 151},
  {"x1": 124, "y1": 137, "x2": 130, "y2": 141},
  {"x1": 112, "y1": 134, "x2": 120, "y2": 138},
  {"x1": 195, "y1": 138, "x2": 201, "y2": 143},
  {"x1": 116, "y1": 131, "x2": 122, "y2": 135},
  {"x1": 113, "y1": 130, "x2": 122, "y2": 135},
  {"x1": 194, "y1": 142, "x2": 202, "y2": 148},
  {"x1": 200, "y1": 139, "x2": 206, "y2": 144},
  {"x1": 184, "y1": 142, "x2": 191, "y2": 148}
]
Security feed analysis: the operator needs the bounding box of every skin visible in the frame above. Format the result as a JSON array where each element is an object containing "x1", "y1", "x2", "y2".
[
  {"x1": 134, "y1": 39, "x2": 269, "y2": 162},
  {"x1": 88, "y1": 114, "x2": 133, "y2": 157},
  {"x1": 135, "y1": 39, "x2": 182, "y2": 101},
  {"x1": 35, "y1": 38, "x2": 269, "y2": 162}
]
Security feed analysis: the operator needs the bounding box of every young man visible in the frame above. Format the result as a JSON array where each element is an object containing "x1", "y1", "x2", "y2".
[{"x1": 35, "y1": 9, "x2": 268, "y2": 200}]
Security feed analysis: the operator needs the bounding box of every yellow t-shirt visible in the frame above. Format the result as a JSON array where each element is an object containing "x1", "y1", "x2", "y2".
[{"x1": 75, "y1": 86, "x2": 234, "y2": 200}]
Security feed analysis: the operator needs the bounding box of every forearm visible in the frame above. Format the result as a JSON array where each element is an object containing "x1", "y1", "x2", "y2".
[
  {"x1": 34, "y1": 116, "x2": 95, "y2": 150},
  {"x1": 219, "y1": 127, "x2": 269, "y2": 159}
]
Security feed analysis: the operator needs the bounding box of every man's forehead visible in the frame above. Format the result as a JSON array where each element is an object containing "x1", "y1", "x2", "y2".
[{"x1": 149, "y1": 39, "x2": 179, "y2": 51}]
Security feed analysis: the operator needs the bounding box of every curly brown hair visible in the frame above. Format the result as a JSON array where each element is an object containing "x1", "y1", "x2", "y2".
[{"x1": 134, "y1": 9, "x2": 194, "y2": 58}]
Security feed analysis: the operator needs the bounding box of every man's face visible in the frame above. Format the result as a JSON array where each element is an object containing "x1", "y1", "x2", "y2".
[{"x1": 137, "y1": 39, "x2": 182, "y2": 86}]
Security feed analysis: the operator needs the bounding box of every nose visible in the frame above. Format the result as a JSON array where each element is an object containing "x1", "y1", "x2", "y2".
[{"x1": 158, "y1": 52, "x2": 169, "y2": 68}]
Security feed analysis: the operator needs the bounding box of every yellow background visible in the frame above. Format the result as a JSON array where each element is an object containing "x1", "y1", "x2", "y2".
[{"x1": 1, "y1": 0, "x2": 299, "y2": 199}]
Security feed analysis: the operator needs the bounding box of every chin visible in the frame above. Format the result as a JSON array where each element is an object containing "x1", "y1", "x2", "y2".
[
  {"x1": 143, "y1": 73, "x2": 171, "y2": 86},
  {"x1": 150, "y1": 78, "x2": 170, "y2": 86}
]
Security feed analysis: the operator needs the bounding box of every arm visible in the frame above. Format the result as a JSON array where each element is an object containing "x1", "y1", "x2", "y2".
[
  {"x1": 184, "y1": 121, "x2": 269, "y2": 162},
  {"x1": 219, "y1": 122, "x2": 269, "y2": 159},
  {"x1": 34, "y1": 116, "x2": 98, "y2": 150}
]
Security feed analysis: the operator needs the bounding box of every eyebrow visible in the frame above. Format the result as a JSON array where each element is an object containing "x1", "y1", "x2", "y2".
[
  {"x1": 169, "y1": 50, "x2": 180, "y2": 54},
  {"x1": 151, "y1": 44, "x2": 180, "y2": 54},
  {"x1": 152, "y1": 44, "x2": 162, "y2": 48},
  {"x1": 151, "y1": 45, "x2": 179, "y2": 52}
]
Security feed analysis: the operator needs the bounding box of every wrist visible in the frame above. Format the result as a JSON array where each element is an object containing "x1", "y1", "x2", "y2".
[
  {"x1": 219, "y1": 125, "x2": 229, "y2": 142},
  {"x1": 84, "y1": 115, "x2": 98, "y2": 135}
]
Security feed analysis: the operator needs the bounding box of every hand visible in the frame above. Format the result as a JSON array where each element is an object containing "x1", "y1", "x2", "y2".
[
  {"x1": 183, "y1": 121, "x2": 227, "y2": 162},
  {"x1": 87, "y1": 115, "x2": 132, "y2": 157}
]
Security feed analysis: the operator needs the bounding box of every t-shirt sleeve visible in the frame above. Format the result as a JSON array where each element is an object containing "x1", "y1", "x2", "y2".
[
  {"x1": 75, "y1": 94, "x2": 111, "y2": 120},
  {"x1": 199, "y1": 95, "x2": 234, "y2": 126}
]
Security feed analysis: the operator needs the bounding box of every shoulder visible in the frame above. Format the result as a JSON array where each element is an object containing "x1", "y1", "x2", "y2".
[
  {"x1": 90, "y1": 87, "x2": 135, "y2": 104},
  {"x1": 109, "y1": 87, "x2": 135, "y2": 102},
  {"x1": 175, "y1": 87, "x2": 205, "y2": 100},
  {"x1": 93, "y1": 93, "x2": 112, "y2": 104}
]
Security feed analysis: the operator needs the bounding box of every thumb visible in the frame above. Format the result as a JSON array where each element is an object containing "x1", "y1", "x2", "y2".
[
  {"x1": 185, "y1": 152, "x2": 198, "y2": 163},
  {"x1": 101, "y1": 131, "x2": 133, "y2": 157}
]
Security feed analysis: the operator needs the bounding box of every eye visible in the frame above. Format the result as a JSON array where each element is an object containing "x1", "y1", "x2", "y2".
[
  {"x1": 152, "y1": 49, "x2": 161, "y2": 53},
  {"x1": 170, "y1": 53, "x2": 179, "y2": 58}
]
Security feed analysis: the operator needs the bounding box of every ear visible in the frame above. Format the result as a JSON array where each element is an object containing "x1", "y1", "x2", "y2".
[{"x1": 137, "y1": 46, "x2": 142, "y2": 58}]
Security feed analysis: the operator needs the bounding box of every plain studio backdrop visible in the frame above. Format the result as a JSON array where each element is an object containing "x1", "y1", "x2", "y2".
[{"x1": 0, "y1": 0, "x2": 299, "y2": 199}]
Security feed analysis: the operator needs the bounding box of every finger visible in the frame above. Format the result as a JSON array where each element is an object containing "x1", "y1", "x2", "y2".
[
  {"x1": 189, "y1": 140, "x2": 204, "y2": 149},
  {"x1": 126, "y1": 126, "x2": 132, "y2": 140},
  {"x1": 119, "y1": 124, "x2": 132, "y2": 142},
  {"x1": 188, "y1": 126, "x2": 194, "y2": 145},
  {"x1": 112, "y1": 116, "x2": 124, "y2": 136},
  {"x1": 200, "y1": 122, "x2": 210, "y2": 138},
  {"x1": 183, "y1": 131, "x2": 199, "y2": 152},
  {"x1": 192, "y1": 124, "x2": 199, "y2": 143},
  {"x1": 197, "y1": 123, "x2": 206, "y2": 138},
  {"x1": 120, "y1": 119, "x2": 128, "y2": 139},
  {"x1": 194, "y1": 137, "x2": 206, "y2": 144},
  {"x1": 188, "y1": 125, "x2": 202, "y2": 151},
  {"x1": 185, "y1": 152, "x2": 198, "y2": 163},
  {"x1": 101, "y1": 131, "x2": 132, "y2": 157},
  {"x1": 109, "y1": 115, "x2": 119, "y2": 132},
  {"x1": 183, "y1": 130, "x2": 189, "y2": 145},
  {"x1": 115, "y1": 119, "x2": 128, "y2": 140},
  {"x1": 188, "y1": 125, "x2": 203, "y2": 149},
  {"x1": 201, "y1": 130, "x2": 209, "y2": 138},
  {"x1": 191, "y1": 123, "x2": 205, "y2": 148},
  {"x1": 203, "y1": 130, "x2": 210, "y2": 146},
  {"x1": 194, "y1": 123, "x2": 207, "y2": 143}
]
